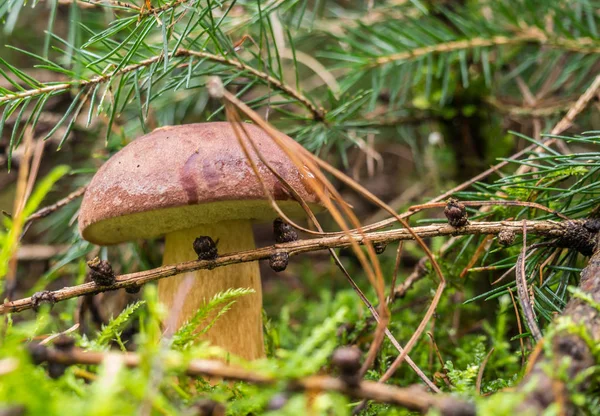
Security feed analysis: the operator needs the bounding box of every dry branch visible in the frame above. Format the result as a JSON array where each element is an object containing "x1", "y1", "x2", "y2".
[
  {"x1": 1, "y1": 220, "x2": 568, "y2": 314},
  {"x1": 26, "y1": 186, "x2": 87, "y2": 223},
  {"x1": 34, "y1": 346, "x2": 474, "y2": 415}
]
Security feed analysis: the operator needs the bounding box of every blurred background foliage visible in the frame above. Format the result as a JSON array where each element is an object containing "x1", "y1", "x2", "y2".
[{"x1": 0, "y1": 0, "x2": 599, "y2": 414}]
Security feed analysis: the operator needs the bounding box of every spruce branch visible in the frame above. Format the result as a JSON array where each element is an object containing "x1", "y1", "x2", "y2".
[
  {"x1": 139, "y1": 0, "x2": 190, "y2": 16},
  {"x1": 372, "y1": 33, "x2": 600, "y2": 67},
  {"x1": 0, "y1": 1, "x2": 598, "y2": 413},
  {"x1": 0, "y1": 220, "x2": 571, "y2": 314},
  {"x1": 0, "y1": 48, "x2": 325, "y2": 120},
  {"x1": 71, "y1": 0, "x2": 140, "y2": 10},
  {"x1": 22, "y1": 0, "x2": 139, "y2": 10},
  {"x1": 330, "y1": 3, "x2": 600, "y2": 111}
]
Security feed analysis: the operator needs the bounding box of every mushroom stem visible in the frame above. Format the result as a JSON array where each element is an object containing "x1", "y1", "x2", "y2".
[{"x1": 159, "y1": 220, "x2": 264, "y2": 360}]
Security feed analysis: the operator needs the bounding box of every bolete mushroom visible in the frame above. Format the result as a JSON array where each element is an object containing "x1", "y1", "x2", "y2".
[{"x1": 78, "y1": 122, "x2": 319, "y2": 360}]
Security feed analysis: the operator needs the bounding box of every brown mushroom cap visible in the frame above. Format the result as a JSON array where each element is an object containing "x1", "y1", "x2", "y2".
[{"x1": 79, "y1": 122, "x2": 319, "y2": 245}]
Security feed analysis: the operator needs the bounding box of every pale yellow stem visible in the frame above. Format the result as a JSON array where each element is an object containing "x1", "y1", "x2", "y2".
[{"x1": 159, "y1": 220, "x2": 264, "y2": 360}]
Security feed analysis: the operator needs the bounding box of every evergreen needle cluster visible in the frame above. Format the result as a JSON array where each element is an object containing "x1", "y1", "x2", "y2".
[{"x1": 0, "y1": 1, "x2": 599, "y2": 415}]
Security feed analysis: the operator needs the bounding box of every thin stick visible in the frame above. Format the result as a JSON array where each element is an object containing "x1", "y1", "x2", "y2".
[
  {"x1": 507, "y1": 288, "x2": 526, "y2": 368},
  {"x1": 515, "y1": 221, "x2": 543, "y2": 342},
  {"x1": 391, "y1": 257, "x2": 429, "y2": 301},
  {"x1": 475, "y1": 348, "x2": 495, "y2": 395},
  {"x1": 491, "y1": 248, "x2": 545, "y2": 286},
  {"x1": 538, "y1": 248, "x2": 560, "y2": 285},
  {"x1": 426, "y1": 332, "x2": 445, "y2": 369},
  {"x1": 459, "y1": 235, "x2": 494, "y2": 279},
  {"x1": 26, "y1": 186, "x2": 87, "y2": 223},
  {"x1": 22, "y1": 139, "x2": 46, "y2": 209},
  {"x1": 0, "y1": 220, "x2": 567, "y2": 314},
  {"x1": 58, "y1": 0, "x2": 141, "y2": 10},
  {"x1": 36, "y1": 347, "x2": 469, "y2": 414},
  {"x1": 39, "y1": 324, "x2": 80, "y2": 345},
  {"x1": 387, "y1": 242, "x2": 404, "y2": 303},
  {"x1": 550, "y1": 75, "x2": 600, "y2": 135},
  {"x1": 374, "y1": 34, "x2": 600, "y2": 67}
]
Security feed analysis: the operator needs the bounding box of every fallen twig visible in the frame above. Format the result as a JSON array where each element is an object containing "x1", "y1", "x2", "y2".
[
  {"x1": 33, "y1": 346, "x2": 474, "y2": 415},
  {"x1": 0, "y1": 220, "x2": 567, "y2": 314}
]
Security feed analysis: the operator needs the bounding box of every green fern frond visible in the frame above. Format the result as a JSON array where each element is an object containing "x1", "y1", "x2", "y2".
[
  {"x1": 94, "y1": 300, "x2": 146, "y2": 348},
  {"x1": 172, "y1": 287, "x2": 255, "y2": 350}
]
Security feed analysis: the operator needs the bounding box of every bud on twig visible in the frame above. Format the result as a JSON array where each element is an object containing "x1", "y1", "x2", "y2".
[
  {"x1": 27, "y1": 336, "x2": 76, "y2": 379},
  {"x1": 273, "y1": 218, "x2": 298, "y2": 243},
  {"x1": 269, "y1": 252, "x2": 289, "y2": 272},
  {"x1": 53, "y1": 335, "x2": 75, "y2": 352},
  {"x1": 332, "y1": 346, "x2": 362, "y2": 387},
  {"x1": 373, "y1": 241, "x2": 387, "y2": 254},
  {"x1": 497, "y1": 229, "x2": 516, "y2": 246},
  {"x1": 31, "y1": 290, "x2": 56, "y2": 312},
  {"x1": 27, "y1": 343, "x2": 48, "y2": 365},
  {"x1": 87, "y1": 257, "x2": 116, "y2": 286},
  {"x1": 193, "y1": 236, "x2": 219, "y2": 261},
  {"x1": 444, "y1": 198, "x2": 469, "y2": 228},
  {"x1": 555, "y1": 220, "x2": 599, "y2": 256},
  {"x1": 583, "y1": 218, "x2": 600, "y2": 233}
]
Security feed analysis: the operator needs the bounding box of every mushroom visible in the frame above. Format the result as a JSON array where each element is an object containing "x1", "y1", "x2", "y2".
[{"x1": 78, "y1": 122, "x2": 319, "y2": 359}]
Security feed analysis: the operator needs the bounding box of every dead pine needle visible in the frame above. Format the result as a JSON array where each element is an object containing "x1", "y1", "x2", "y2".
[
  {"x1": 516, "y1": 221, "x2": 543, "y2": 342},
  {"x1": 476, "y1": 348, "x2": 495, "y2": 395},
  {"x1": 507, "y1": 288, "x2": 526, "y2": 368}
]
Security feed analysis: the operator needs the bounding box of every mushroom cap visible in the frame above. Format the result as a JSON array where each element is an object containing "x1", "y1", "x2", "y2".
[{"x1": 79, "y1": 122, "x2": 320, "y2": 245}]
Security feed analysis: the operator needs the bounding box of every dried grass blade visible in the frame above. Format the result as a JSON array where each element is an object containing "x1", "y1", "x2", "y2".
[{"x1": 516, "y1": 221, "x2": 543, "y2": 342}]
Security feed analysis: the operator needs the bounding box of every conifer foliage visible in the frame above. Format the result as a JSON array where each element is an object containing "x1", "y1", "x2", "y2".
[{"x1": 1, "y1": 1, "x2": 599, "y2": 415}]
